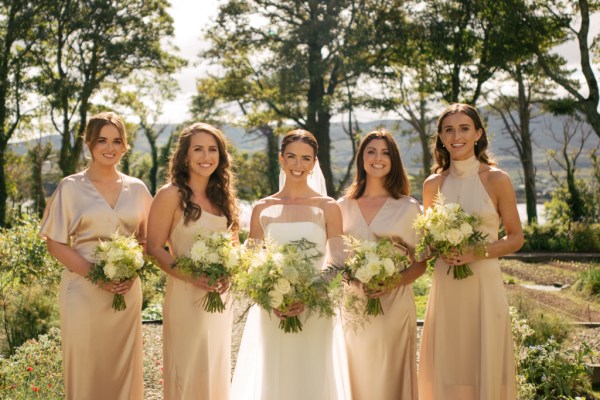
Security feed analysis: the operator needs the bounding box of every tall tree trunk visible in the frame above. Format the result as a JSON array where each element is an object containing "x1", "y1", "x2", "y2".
[
  {"x1": 259, "y1": 125, "x2": 279, "y2": 194},
  {"x1": 0, "y1": 148, "x2": 7, "y2": 226},
  {"x1": 516, "y1": 68, "x2": 538, "y2": 223},
  {"x1": 147, "y1": 130, "x2": 159, "y2": 195}
]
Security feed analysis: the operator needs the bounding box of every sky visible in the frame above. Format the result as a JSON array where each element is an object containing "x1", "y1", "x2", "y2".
[{"x1": 162, "y1": 0, "x2": 599, "y2": 124}]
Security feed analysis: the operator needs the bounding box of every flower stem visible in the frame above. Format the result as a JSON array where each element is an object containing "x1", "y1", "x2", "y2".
[
  {"x1": 279, "y1": 316, "x2": 303, "y2": 333},
  {"x1": 112, "y1": 294, "x2": 126, "y2": 311},
  {"x1": 365, "y1": 297, "x2": 384, "y2": 316},
  {"x1": 202, "y1": 292, "x2": 226, "y2": 313}
]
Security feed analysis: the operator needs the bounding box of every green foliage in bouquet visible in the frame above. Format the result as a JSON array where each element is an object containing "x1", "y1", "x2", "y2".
[
  {"x1": 413, "y1": 192, "x2": 487, "y2": 279},
  {"x1": 87, "y1": 233, "x2": 158, "y2": 311},
  {"x1": 233, "y1": 238, "x2": 335, "y2": 333},
  {"x1": 338, "y1": 236, "x2": 411, "y2": 317},
  {"x1": 173, "y1": 229, "x2": 238, "y2": 313}
]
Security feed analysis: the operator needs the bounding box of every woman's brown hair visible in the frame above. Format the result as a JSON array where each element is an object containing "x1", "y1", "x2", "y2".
[
  {"x1": 280, "y1": 129, "x2": 318, "y2": 157},
  {"x1": 85, "y1": 111, "x2": 129, "y2": 151},
  {"x1": 168, "y1": 122, "x2": 239, "y2": 230},
  {"x1": 432, "y1": 103, "x2": 496, "y2": 173},
  {"x1": 346, "y1": 129, "x2": 410, "y2": 199}
]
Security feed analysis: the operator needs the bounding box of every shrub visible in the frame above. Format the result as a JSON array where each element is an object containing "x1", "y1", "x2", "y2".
[
  {"x1": 521, "y1": 222, "x2": 600, "y2": 253},
  {"x1": 574, "y1": 265, "x2": 600, "y2": 298},
  {"x1": 0, "y1": 216, "x2": 62, "y2": 355},
  {"x1": 511, "y1": 308, "x2": 596, "y2": 400},
  {"x1": 510, "y1": 294, "x2": 570, "y2": 345},
  {"x1": 1, "y1": 285, "x2": 59, "y2": 356},
  {"x1": 0, "y1": 327, "x2": 64, "y2": 399},
  {"x1": 141, "y1": 272, "x2": 165, "y2": 310}
]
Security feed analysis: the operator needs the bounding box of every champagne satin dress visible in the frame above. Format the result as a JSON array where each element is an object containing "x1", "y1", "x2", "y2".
[
  {"x1": 418, "y1": 156, "x2": 517, "y2": 400},
  {"x1": 40, "y1": 171, "x2": 152, "y2": 400},
  {"x1": 338, "y1": 196, "x2": 421, "y2": 400},
  {"x1": 163, "y1": 210, "x2": 233, "y2": 400}
]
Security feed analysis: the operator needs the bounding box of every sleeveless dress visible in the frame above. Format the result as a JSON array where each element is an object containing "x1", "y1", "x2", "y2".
[
  {"x1": 418, "y1": 156, "x2": 517, "y2": 400},
  {"x1": 163, "y1": 211, "x2": 232, "y2": 400},
  {"x1": 338, "y1": 196, "x2": 420, "y2": 400},
  {"x1": 231, "y1": 204, "x2": 352, "y2": 400},
  {"x1": 39, "y1": 171, "x2": 151, "y2": 400}
]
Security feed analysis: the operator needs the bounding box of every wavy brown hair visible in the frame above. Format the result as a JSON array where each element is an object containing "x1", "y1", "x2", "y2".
[
  {"x1": 432, "y1": 103, "x2": 496, "y2": 173},
  {"x1": 346, "y1": 129, "x2": 410, "y2": 199},
  {"x1": 168, "y1": 122, "x2": 239, "y2": 230},
  {"x1": 280, "y1": 129, "x2": 318, "y2": 157}
]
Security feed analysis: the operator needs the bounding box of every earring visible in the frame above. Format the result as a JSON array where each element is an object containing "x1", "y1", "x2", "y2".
[
  {"x1": 475, "y1": 141, "x2": 478, "y2": 146},
  {"x1": 442, "y1": 144, "x2": 445, "y2": 148},
  {"x1": 309, "y1": 169, "x2": 314, "y2": 176}
]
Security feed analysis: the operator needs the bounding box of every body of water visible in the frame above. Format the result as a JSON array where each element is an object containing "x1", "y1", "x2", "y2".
[{"x1": 516, "y1": 203, "x2": 546, "y2": 225}]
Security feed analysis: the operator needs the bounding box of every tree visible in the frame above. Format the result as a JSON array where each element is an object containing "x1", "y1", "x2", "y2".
[
  {"x1": 0, "y1": 0, "x2": 40, "y2": 225},
  {"x1": 203, "y1": 0, "x2": 405, "y2": 196},
  {"x1": 33, "y1": 0, "x2": 182, "y2": 178},
  {"x1": 488, "y1": 62, "x2": 556, "y2": 224},
  {"x1": 411, "y1": 0, "x2": 526, "y2": 105},
  {"x1": 113, "y1": 71, "x2": 184, "y2": 195},
  {"x1": 545, "y1": 115, "x2": 596, "y2": 222},
  {"x1": 529, "y1": 0, "x2": 600, "y2": 138},
  {"x1": 27, "y1": 141, "x2": 53, "y2": 217}
]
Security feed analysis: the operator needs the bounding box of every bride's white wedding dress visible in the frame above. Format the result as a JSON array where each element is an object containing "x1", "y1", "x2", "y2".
[{"x1": 231, "y1": 204, "x2": 351, "y2": 400}]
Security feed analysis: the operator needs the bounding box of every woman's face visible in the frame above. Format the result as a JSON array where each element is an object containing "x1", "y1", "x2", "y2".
[
  {"x1": 87, "y1": 124, "x2": 126, "y2": 166},
  {"x1": 362, "y1": 138, "x2": 391, "y2": 179},
  {"x1": 186, "y1": 131, "x2": 220, "y2": 178},
  {"x1": 279, "y1": 141, "x2": 316, "y2": 182},
  {"x1": 438, "y1": 112, "x2": 482, "y2": 161}
]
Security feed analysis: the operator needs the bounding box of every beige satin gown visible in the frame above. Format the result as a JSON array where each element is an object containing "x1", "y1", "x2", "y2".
[
  {"x1": 39, "y1": 171, "x2": 151, "y2": 400},
  {"x1": 338, "y1": 196, "x2": 421, "y2": 400},
  {"x1": 418, "y1": 156, "x2": 517, "y2": 400},
  {"x1": 163, "y1": 210, "x2": 233, "y2": 400}
]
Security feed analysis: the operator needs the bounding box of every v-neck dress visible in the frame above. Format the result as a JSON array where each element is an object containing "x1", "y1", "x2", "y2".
[
  {"x1": 40, "y1": 171, "x2": 152, "y2": 400},
  {"x1": 163, "y1": 211, "x2": 232, "y2": 400},
  {"x1": 418, "y1": 156, "x2": 517, "y2": 400},
  {"x1": 338, "y1": 196, "x2": 421, "y2": 400}
]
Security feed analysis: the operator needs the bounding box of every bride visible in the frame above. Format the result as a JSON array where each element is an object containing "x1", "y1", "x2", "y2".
[{"x1": 231, "y1": 129, "x2": 351, "y2": 400}]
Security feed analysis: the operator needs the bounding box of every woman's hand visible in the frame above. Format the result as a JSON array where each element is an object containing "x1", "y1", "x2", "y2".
[
  {"x1": 441, "y1": 247, "x2": 478, "y2": 266},
  {"x1": 364, "y1": 282, "x2": 390, "y2": 299},
  {"x1": 189, "y1": 275, "x2": 230, "y2": 294},
  {"x1": 274, "y1": 302, "x2": 305, "y2": 320},
  {"x1": 102, "y1": 279, "x2": 135, "y2": 295}
]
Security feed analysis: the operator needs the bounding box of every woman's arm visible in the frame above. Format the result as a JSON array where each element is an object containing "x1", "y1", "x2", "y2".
[
  {"x1": 485, "y1": 169, "x2": 524, "y2": 258},
  {"x1": 146, "y1": 185, "x2": 215, "y2": 291},
  {"x1": 46, "y1": 239, "x2": 92, "y2": 277}
]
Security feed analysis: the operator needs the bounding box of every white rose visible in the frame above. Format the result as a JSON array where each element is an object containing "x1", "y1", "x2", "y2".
[
  {"x1": 134, "y1": 252, "x2": 145, "y2": 269},
  {"x1": 268, "y1": 290, "x2": 284, "y2": 308},
  {"x1": 367, "y1": 260, "x2": 381, "y2": 276},
  {"x1": 207, "y1": 252, "x2": 221, "y2": 264},
  {"x1": 355, "y1": 267, "x2": 372, "y2": 284},
  {"x1": 103, "y1": 262, "x2": 118, "y2": 279},
  {"x1": 383, "y1": 258, "x2": 396, "y2": 276},
  {"x1": 274, "y1": 278, "x2": 291, "y2": 295},
  {"x1": 189, "y1": 241, "x2": 207, "y2": 262},
  {"x1": 107, "y1": 249, "x2": 124, "y2": 263},
  {"x1": 445, "y1": 228, "x2": 464, "y2": 246},
  {"x1": 459, "y1": 222, "x2": 473, "y2": 237}
]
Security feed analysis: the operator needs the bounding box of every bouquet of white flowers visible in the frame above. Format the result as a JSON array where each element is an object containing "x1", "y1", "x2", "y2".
[
  {"x1": 173, "y1": 229, "x2": 238, "y2": 313},
  {"x1": 233, "y1": 237, "x2": 335, "y2": 333},
  {"x1": 413, "y1": 192, "x2": 487, "y2": 279},
  {"x1": 87, "y1": 233, "x2": 155, "y2": 311},
  {"x1": 340, "y1": 236, "x2": 411, "y2": 316}
]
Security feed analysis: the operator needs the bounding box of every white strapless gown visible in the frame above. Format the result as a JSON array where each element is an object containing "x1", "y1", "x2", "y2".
[{"x1": 231, "y1": 205, "x2": 351, "y2": 400}]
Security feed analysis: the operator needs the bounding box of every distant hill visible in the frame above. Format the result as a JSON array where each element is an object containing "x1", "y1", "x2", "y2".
[{"x1": 9, "y1": 111, "x2": 599, "y2": 201}]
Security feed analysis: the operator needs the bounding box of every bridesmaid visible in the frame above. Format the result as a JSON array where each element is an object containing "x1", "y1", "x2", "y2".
[
  {"x1": 40, "y1": 111, "x2": 151, "y2": 399},
  {"x1": 147, "y1": 122, "x2": 238, "y2": 400},
  {"x1": 418, "y1": 103, "x2": 524, "y2": 400},
  {"x1": 338, "y1": 129, "x2": 426, "y2": 400}
]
